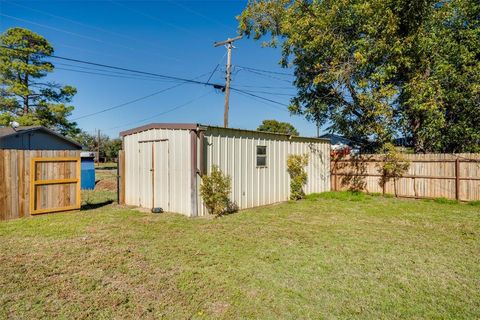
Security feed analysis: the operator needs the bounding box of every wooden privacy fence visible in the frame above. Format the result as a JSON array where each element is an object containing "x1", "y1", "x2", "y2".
[
  {"x1": 331, "y1": 153, "x2": 480, "y2": 201},
  {"x1": 0, "y1": 150, "x2": 81, "y2": 221}
]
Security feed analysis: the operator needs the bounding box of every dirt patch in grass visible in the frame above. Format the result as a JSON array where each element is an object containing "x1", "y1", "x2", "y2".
[
  {"x1": 94, "y1": 169, "x2": 117, "y2": 192},
  {"x1": 95, "y1": 179, "x2": 116, "y2": 191}
]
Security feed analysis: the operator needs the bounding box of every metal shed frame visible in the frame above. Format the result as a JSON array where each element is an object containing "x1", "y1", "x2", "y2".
[{"x1": 119, "y1": 123, "x2": 330, "y2": 217}]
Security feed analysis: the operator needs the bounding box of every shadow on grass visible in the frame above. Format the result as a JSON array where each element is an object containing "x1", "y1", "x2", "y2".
[
  {"x1": 95, "y1": 166, "x2": 117, "y2": 170},
  {"x1": 81, "y1": 200, "x2": 114, "y2": 211},
  {"x1": 306, "y1": 191, "x2": 373, "y2": 202}
]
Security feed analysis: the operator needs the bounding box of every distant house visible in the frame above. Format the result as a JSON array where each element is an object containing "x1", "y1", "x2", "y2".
[
  {"x1": 319, "y1": 133, "x2": 354, "y2": 147},
  {"x1": 0, "y1": 126, "x2": 82, "y2": 150}
]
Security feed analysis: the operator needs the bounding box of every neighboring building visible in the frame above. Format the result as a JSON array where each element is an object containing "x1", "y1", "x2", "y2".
[
  {"x1": 120, "y1": 123, "x2": 331, "y2": 217},
  {"x1": 319, "y1": 133, "x2": 353, "y2": 147},
  {"x1": 0, "y1": 126, "x2": 82, "y2": 150}
]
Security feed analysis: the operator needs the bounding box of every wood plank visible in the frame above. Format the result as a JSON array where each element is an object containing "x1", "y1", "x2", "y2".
[
  {"x1": 4, "y1": 150, "x2": 12, "y2": 220},
  {"x1": 34, "y1": 178, "x2": 78, "y2": 185},
  {"x1": 0, "y1": 150, "x2": 5, "y2": 220},
  {"x1": 18, "y1": 150, "x2": 25, "y2": 218}
]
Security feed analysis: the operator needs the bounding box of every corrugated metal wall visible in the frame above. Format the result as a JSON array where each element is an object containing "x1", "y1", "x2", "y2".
[
  {"x1": 123, "y1": 128, "x2": 192, "y2": 215},
  {"x1": 198, "y1": 128, "x2": 330, "y2": 216}
]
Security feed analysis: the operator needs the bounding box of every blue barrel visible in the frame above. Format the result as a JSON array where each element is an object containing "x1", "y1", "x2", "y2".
[{"x1": 81, "y1": 152, "x2": 96, "y2": 190}]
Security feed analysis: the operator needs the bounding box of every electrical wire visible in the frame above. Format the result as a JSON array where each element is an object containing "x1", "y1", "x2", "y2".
[
  {"x1": 0, "y1": 13, "x2": 137, "y2": 52},
  {"x1": 237, "y1": 89, "x2": 295, "y2": 97},
  {"x1": 1, "y1": 46, "x2": 225, "y2": 89},
  {"x1": 55, "y1": 61, "x2": 184, "y2": 81},
  {"x1": 206, "y1": 51, "x2": 227, "y2": 84},
  {"x1": 234, "y1": 84, "x2": 296, "y2": 90},
  {"x1": 233, "y1": 90, "x2": 289, "y2": 113},
  {"x1": 0, "y1": 12, "x2": 181, "y2": 62},
  {"x1": 7, "y1": 1, "x2": 160, "y2": 49},
  {"x1": 234, "y1": 66, "x2": 293, "y2": 83},
  {"x1": 55, "y1": 67, "x2": 180, "y2": 82},
  {"x1": 2, "y1": 46, "x2": 294, "y2": 118},
  {"x1": 167, "y1": 0, "x2": 231, "y2": 29},
  {"x1": 105, "y1": 91, "x2": 213, "y2": 132},
  {"x1": 235, "y1": 65, "x2": 294, "y2": 76},
  {"x1": 72, "y1": 72, "x2": 212, "y2": 121},
  {"x1": 109, "y1": 0, "x2": 192, "y2": 35},
  {"x1": 230, "y1": 88, "x2": 290, "y2": 107}
]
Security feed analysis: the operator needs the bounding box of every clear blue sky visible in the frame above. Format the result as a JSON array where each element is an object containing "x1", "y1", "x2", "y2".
[{"x1": 1, "y1": 0, "x2": 323, "y2": 138}]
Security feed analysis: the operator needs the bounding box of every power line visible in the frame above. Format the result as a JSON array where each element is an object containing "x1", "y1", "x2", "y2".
[
  {"x1": 1, "y1": 46, "x2": 225, "y2": 89},
  {"x1": 0, "y1": 12, "x2": 181, "y2": 62},
  {"x1": 238, "y1": 89, "x2": 295, "y2": 97},
  {"x1": 206, "y1": 51, "x2": 227, "y2": 84},
  {"x1": 167, "y1": 0, "x2": 231, "y2": 29},
  {"x1": 234, "y1": 66, "x2": 293, "y2": 83},
  {"x1": 0, "y1": 13, "x2": 136, "y2": 52},
  {"x1": 233, "y1": 90, "x2": 289, "y2": 113},
  {"x1": 105, "y1": 91, "x2": 213, "y2": 132},
  {"x1": 231, "y1": 88, "x2": 290, "y2": 109},
  {"x1": 2, "y1": 46, "x2": 293, "y2": 118},
  {"x1": 54, "y1": 62, "x2": 181, "y2": 82},
  {"x1": 235, "y1": 65, "x2": 294, "y2": 76},
  {"x1": 7, "y1": 1, "x2": 161, "y2": 49},
  {"x1": 72, "y1": 72, "x2": 212, "y2": 121},
  {"x1": 56, "y1": 67, "x2": 180, "y2": 82},
  {"x1": 109, "y1": 0, "x2": 193, "y2": 35},
  {"x1": 234, "y1": 84, "x2": 295, "y2": 89}
]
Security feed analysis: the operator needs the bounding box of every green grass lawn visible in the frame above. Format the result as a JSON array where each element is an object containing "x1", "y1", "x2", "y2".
[{"x1": 0, "y1": 192, "x2": 479, "y2": 319}]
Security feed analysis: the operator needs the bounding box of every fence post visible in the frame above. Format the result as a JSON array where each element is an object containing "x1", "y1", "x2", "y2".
[
  {"x1": 455, "y1": 158, "x2": 460, "y2": 201},
  {"x1": 333, "y1": 159, "x2": 337, "y2": 191}
]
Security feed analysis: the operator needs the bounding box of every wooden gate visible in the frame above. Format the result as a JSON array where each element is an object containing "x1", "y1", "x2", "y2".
[{"x1": 29, "y1": 157, "x2": 81, "y2": 215}]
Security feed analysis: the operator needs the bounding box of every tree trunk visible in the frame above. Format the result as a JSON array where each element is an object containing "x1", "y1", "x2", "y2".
[{"x1": 23, "y1": 74, "x2": 29, "y2": 114}]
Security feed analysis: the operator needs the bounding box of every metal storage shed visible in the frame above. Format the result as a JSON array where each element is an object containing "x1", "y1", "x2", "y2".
[{"x1": 119, "y1": 123, "x2": 330, "y2": 217}]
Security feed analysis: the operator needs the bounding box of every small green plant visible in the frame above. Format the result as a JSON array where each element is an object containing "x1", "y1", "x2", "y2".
[
  {"x1": 287, "y1": 154, "x2": 309, "y2": 200},
  {"x1": 379, "y1": 143, "x2": 410, "y2": 197},
  {"x1": 200, "y1": 166, "x2": 234, "y2": 217}
]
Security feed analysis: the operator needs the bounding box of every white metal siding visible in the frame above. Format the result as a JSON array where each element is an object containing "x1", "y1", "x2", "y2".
[
  {"x1": 124, "y1": 128, "x2": 192, "y2": 216},
  {"x1": 198, "y1": 128, "x2": 330, "y2": 216}
]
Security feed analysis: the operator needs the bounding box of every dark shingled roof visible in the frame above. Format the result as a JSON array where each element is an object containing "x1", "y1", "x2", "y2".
[{"x1": 0, "y1": 126, "x2": 83, "y2": 148}]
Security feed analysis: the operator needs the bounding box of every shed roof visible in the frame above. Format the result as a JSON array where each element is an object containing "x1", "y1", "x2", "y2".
[
  {"x1": 120, "y1": 123, "x2": 330, "y2": 142},
  {"x1": 0, "y1": 126, "x2": 83, "y2": 149}
]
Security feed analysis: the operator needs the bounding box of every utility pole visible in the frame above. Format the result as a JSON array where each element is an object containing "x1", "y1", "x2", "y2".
[
  {"x1": 214, "y1": 35, "x2": 242, "y2": 128},
  {"x1": 97, "y1": 129, "x2": 101, "y2": 165}
]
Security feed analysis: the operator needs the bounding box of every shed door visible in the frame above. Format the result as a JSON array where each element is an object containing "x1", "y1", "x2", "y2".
[{"x1": 138, "y1": 140, "x2": 169, "y2": 210}]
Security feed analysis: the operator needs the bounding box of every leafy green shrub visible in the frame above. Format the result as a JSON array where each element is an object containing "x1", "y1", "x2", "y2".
[
  {"x1": 287, "y1": 154, "x2": 309, "y2": 200},
  {"x1": 200, "y1": 166, "x2": 235, "y2": 217},
  {"x1": 379, "y1": 143, "x2": 410, "y2": 196}
]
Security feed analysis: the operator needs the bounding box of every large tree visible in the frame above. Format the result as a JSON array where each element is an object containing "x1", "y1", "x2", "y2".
[
  {"x1": 72, "y1": 130, "x2": 122, "y2": 161},
  {"x1": 239, "y1": 0, "x2": 480, "y2": 153},
  {"x1": 257, "y1": 119, "x2": 299, "y2": 135},
  {"x1": 0, "y1": 27, "x2": 79, "y2": 137}
]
